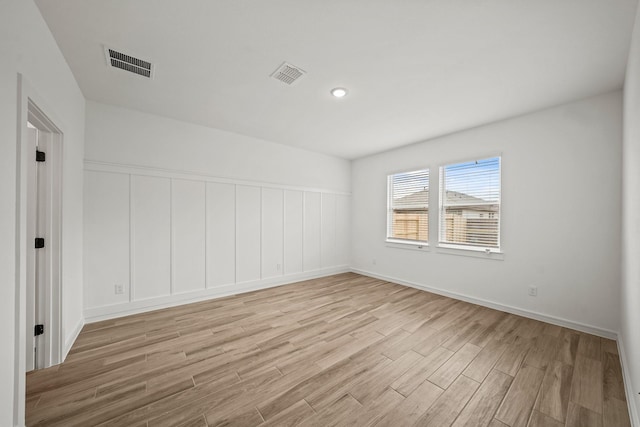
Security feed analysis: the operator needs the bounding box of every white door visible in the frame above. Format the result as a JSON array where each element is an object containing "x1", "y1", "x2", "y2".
[
  {"x1": 26, "y1": 121, "x2": 54, "y2": 371},
  {"x1": 25, "y1": 124, "x2": 37, "y2": 372},
  {"x1": 34, "y1": 129, "x2": 49, "y2": 370}
]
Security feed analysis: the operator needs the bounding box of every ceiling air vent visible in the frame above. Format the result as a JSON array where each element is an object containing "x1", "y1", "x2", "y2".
[
  {"x1": 270, "y1": 62, "x2": 306, "y2": 85},
  {"x1": 104, "y1": 47, "x2": 153, "y2": 79}
]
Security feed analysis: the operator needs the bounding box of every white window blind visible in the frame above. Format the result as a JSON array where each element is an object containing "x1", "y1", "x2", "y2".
[
  {"x1": 439, "y1": 157, "x2": 501, "y2": 249},
  {"x1": 387, "y1": 169, "x2": 429, "y2": 243}
]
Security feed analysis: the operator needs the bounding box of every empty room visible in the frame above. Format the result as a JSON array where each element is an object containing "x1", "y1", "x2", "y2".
[{"x1": 3, "y1": 0, "x2": 640, "y2": 426}]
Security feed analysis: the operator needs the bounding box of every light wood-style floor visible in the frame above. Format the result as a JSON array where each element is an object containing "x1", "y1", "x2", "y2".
[{"x1": 26, "y1": 273, "x2": 630, "y2": 427}]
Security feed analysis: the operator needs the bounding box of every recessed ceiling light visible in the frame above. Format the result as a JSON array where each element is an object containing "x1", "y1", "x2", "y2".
[{"x1": 331, "y1": 87, "x2": 348, "y2": 98}]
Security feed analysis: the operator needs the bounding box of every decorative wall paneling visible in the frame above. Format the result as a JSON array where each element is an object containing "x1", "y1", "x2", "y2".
[{"x1": 83, "y1": 162, "x2": 350, "y2": 321}]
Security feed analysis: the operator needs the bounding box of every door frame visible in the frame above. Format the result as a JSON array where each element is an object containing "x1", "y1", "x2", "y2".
[
  {"x1": 26, "y1": 102, "x2": 63, "y2": 370},
  {"x1": 14, "y1": 74, "x2": 64, "y2": 425}
]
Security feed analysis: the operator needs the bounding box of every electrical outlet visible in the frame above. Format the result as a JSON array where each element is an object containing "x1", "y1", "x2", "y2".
[
  {"x1": 372, "y1": 259, "x2": 377, "y2": 265},
  {"x1": 276, "y1": 263, "x2": 281, "y2": 271},
  {"x1": 528, "y1": 286, "x2": 537, "y2": 297},
  {"x1": 115, "y1": 284, "x2": 124, "y2": 295}
]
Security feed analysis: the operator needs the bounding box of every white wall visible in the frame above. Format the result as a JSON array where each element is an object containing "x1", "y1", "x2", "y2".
[
  {"x1": 85, "y1": 101, "x2": 350, "y2": 193},
  {"x1": 0, "y1": 0, "x2": 85, "y2": 425},
  {"x1": 621, "y1": 3, "x2": 640, "y2": 424},
  {"x1": 352, "y1": 91, "x2": 622, "y2": 336},
  {"x1": 83, "y1": 102, "x2": 351, "y2": 321}
]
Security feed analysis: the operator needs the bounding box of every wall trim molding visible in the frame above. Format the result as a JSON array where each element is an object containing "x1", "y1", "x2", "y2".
[
  {"x1": 85, "y1": 266, "x2": 349, "y2": 323},
  {"x1": 84, "y1": 160, "x2": 351, "y2": 196},
  {"x1": 618, "y1": 336, "x2": 640, "y2": 427},
  {"x1": 351, "y1": 268, "x2": 618, "y2": 340},
  {"x1": 63, "y1": 318, "x2": 84, "y2": 361}
]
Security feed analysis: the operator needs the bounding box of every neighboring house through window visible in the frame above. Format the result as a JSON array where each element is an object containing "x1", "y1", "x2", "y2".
[
  {"x1": 439, "y1": 157, "x2": 501, "y2": 250},
  {"x1": 387, "y1": 169, "x2": 429, "y2": 244}
]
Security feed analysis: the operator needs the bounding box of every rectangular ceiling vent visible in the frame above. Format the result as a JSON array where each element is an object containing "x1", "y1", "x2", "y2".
[
  {"x1": 104, "y1": 47, "x2": 153, "y2": 79},
  {"x1": 270, "y1": 62, "x2": 306, "y2": 85}
]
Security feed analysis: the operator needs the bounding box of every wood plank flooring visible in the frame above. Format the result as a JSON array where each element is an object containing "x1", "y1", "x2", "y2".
[{"x1": 25, "y1": 273, "x2": 631, "y2": 427}]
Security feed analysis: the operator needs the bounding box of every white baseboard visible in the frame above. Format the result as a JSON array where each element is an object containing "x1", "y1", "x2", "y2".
[
  {"x1": 618, "y1": 337, "x2": 640, "y2": 427},
  {"x1": 351, "y1": 268, "x2": 618, "y2": 340},
  {"x1": 63, "y1": 317, "x2": 85, "y2": 361},
  {"x1": 84, "y1": 266, "x2": 350, "y2": 323}
]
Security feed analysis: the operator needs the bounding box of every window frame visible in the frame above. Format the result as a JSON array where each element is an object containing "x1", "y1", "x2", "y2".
[
  {"x1": 437, "y1": 155, "x2": 502, "y2": 253},
  {"x1": 386, "y1": 168, "x2": 430, "y2": 247}
]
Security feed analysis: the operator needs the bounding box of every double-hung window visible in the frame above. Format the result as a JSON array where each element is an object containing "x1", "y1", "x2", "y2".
[
  {"x1": 387, "y1": 169, "x2": 429, "y2": 244},
  {"x1": 439, "y1": 157, "x2": 501, "y2": 251}
]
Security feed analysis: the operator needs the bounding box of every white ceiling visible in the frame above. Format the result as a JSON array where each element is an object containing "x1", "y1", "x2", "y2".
[{"x1": 36, "y1": 0, "x2": 638, "y2": 159}]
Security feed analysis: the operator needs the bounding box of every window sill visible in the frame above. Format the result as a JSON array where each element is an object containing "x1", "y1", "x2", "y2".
[
  {"x1": 436, "y1": 244, "x2": 504, "y2": 260},
  {"x1": 385, "y1": 239, "x2": 430, "y2": 252}
]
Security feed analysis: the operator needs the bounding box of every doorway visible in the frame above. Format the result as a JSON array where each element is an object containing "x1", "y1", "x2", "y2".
[{"x1": 24, "y1": 101, "x2": 63, "y2": 372}]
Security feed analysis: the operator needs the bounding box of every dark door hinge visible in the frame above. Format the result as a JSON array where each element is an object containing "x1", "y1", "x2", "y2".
[
  {"x1": 34, "y1": 324, "x2": 44, "y2": 336},
  {"x1": 35, "y1": 238, "x2": 45, "y2": 249},
  {"x1": 36, "y1": 150, "x2": 45, "y2": 162}
]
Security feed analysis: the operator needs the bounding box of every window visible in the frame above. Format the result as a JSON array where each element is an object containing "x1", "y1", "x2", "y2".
[
  {"x1": 439, "y1": 157, "x2": 501, "y2": 250},
  {"x1": 387, "y1": 169, "x2": 429, "y2": 244}
]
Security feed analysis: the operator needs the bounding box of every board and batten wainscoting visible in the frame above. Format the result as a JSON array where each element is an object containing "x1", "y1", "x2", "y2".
[{"x1": 83, "y1": 161, "x2": 351, "y2": 322}]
